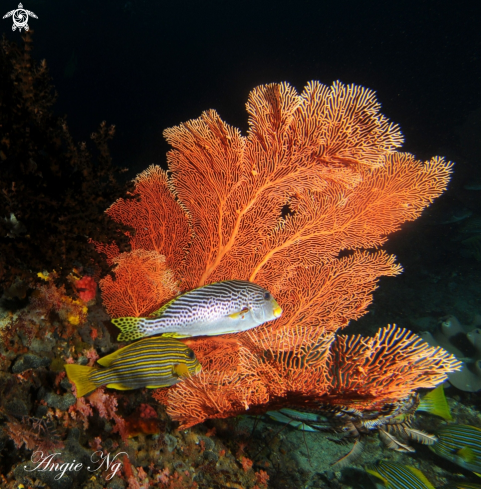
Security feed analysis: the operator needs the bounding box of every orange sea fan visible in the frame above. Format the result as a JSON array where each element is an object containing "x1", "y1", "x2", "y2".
[
  {"x1": 105, "y1": 165, "x2": 191, "y2": 279},
  {"x1": 162, "y1": 325, "x2": 461, "y2": 428},
  {"x1": 182, "y1": 335, "x2": 241, "y2": 373},
  {"x1": 163, "y1": 325, "x2": 334, "y2": 428},
  {"x1": 98, "y1": 80, "x2": 458, "y2": 428},
  {"x1": 99, "y1": 81, "x2": 451, "y2": 314},
  {"x1": 325, "y1": 324, "x2": 463, "y2": 408},
  {"x1": 164, "y1": 81, "x2": 408, "y2": 289},
  {"x1": 240, "y1": 323, "x2": 334, "y2": 399},
  {"x1": 99, "y1": 249, "x2": 179, "y2": 318},
  {"x1": 259, "y1": 250, "x2": 402, "y2": 335}
]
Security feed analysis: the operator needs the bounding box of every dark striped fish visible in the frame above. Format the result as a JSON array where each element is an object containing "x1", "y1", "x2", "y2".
[
  {"x1": 366, "y1": 461, "x2": 435, "y2": 489},
  {"x1": 65, "y1": 337, "x2": 202, "y2": 397},
  {"x1": 267, "y1": 408, "x2": 328, "y2": 431},
  {"x1": 112, "y1": 280, "x2": 282, "y2": 342},
  {"x1": 430, "y1": 424, "x2": 481, "y2": 475}
]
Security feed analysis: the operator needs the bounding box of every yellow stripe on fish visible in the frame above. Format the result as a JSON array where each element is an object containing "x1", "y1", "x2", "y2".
[
  {"x1": 112, "y1": 280, "x2": 282, "y2": 342},
  {"x1": 366, "y1": 461, "x2": 435, "y2": 489},
  {"x1": 65, "y1": 337, "x2": 202, "y2": 397},
  {"x1": 430, "y1": 424, "x2": 481, "y2": 475}
]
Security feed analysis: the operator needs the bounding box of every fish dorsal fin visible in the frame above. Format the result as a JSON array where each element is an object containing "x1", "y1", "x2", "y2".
[
  {"x1": 405, "y1": 466, "x2": 435, "y2": 489},
  {"x1": 97, "y1": 345, "x2": 130, "y2": 367},
  {"x1": 149, "y1": 293, "x2": 185, "y2": 317},
  {"x1": 458, "y1": 447, "x2": 476, "y2": 463},
  {"x1": 417, "y1": 384, "x2": 452, "y2": 421}
]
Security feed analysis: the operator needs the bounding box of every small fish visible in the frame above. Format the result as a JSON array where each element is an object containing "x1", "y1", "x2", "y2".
[
  {"x1": 417, "y1": 384, "x2": 452, "y2": 421},
  {"x1": 112, "y1": 280, "x2": 282, "y2": 342},
  {"x1": 430, "y1": 424, "x2": 481, "y2": 475},
  {"x1": 65, "y1": 337, "x2": 202, "y2": 397},
  {"x1": 267, "y1": 408, "x2": 327, "y2": 431},
  {"x1": 366, "y1": 461, "x2": 435, "y2": 489}
]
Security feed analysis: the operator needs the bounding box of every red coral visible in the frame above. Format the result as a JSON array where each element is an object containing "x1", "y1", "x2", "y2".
[
  {"x1": 68, "y1": 387, "x2": 127, "y2": 440},
  {"x1": 241, "y1": 456, "x2": 253, "y2": 472},
  {"x1": 125, "y1": 404, "x2": 160, "y2": 438},
  {"x1": 255, "y1": 470, "x2": 269, "y2": 486},
  {"x1": 74, "y1": 275, "x2": 97, "y2": 302},
  {"x1": 139, "y1": 403, "x2": 157, "y2": 418}
]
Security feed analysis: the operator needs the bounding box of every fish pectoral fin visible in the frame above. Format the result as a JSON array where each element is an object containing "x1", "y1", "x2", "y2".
[
  {"x1": 173, "y1": 363, "x2": 191, "y2": 378},
  {"x1": 229, "y1": 306, "x2": 250, "y2": 319},
  {"x1": 457, "y1": 447, "x2": 476, "y2": 463},
  {"x1": 105, "y1": 382, "x2": 133, "y2": 390}
]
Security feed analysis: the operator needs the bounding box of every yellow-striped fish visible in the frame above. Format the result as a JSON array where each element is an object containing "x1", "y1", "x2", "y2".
[
  {"x1": 65, "y1": 337, "x2": 202, "y2": 397},
  {"x1": 430, "y1": 424, "x2": 481, "y2": 475},
  {"x1": 366, "y1": 461, "x2": 435, "y2": 489},
  {"x1": 113, "y1": 280, "x2": 282, "y2": 342}
]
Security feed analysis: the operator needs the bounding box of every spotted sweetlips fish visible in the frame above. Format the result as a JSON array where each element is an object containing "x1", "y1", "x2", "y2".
[{"x1": 112, "y1": 280, "x2": 282, "y2": 342}]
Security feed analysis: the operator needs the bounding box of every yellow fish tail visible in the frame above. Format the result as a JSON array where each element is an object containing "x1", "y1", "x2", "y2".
[
  {"x1": 112, "y1": 317, "x2": 147, "y2": 342},
  {"x1": 64, "y1": 364, "x2": 98, "y2": 397},
  {"x1": 417, "y1": 384, "x2": 452, "y2": 421}
]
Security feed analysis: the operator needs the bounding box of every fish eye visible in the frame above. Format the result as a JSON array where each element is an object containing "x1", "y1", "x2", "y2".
[
  {"x1": 187, "y1": 350, "x2": 195, "y2": 359},
  {"x1": 264, "y1": 292, "x2": 270, "y2": 300}
]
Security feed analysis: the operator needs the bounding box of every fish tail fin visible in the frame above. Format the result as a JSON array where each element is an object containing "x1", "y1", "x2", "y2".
[
  {"x1": 417, "y1": 384, "x2": 452, "y2": 421},
  {"x1": 112, "y1": 317, "x2": 148, "y2": 342},
  {"x1": 64, "y1": 364, "x2": 98, "y2": 397}
]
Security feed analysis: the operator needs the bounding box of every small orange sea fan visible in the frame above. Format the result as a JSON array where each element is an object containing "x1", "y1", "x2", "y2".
[
  {"x1": 325, "y1": 324, "x2": 463, "y2": 408},
  {"x1": 99, "y1": 249, "x2": 179, "y2": 318}
]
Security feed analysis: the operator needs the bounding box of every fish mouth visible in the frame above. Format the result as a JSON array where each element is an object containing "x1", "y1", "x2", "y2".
[
  {"x1": 195, "y1": 364, "x2": 202, "y2": 374},
  {"x1": 273, "y1": 305, "x2": 282, "y2": 318}
]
